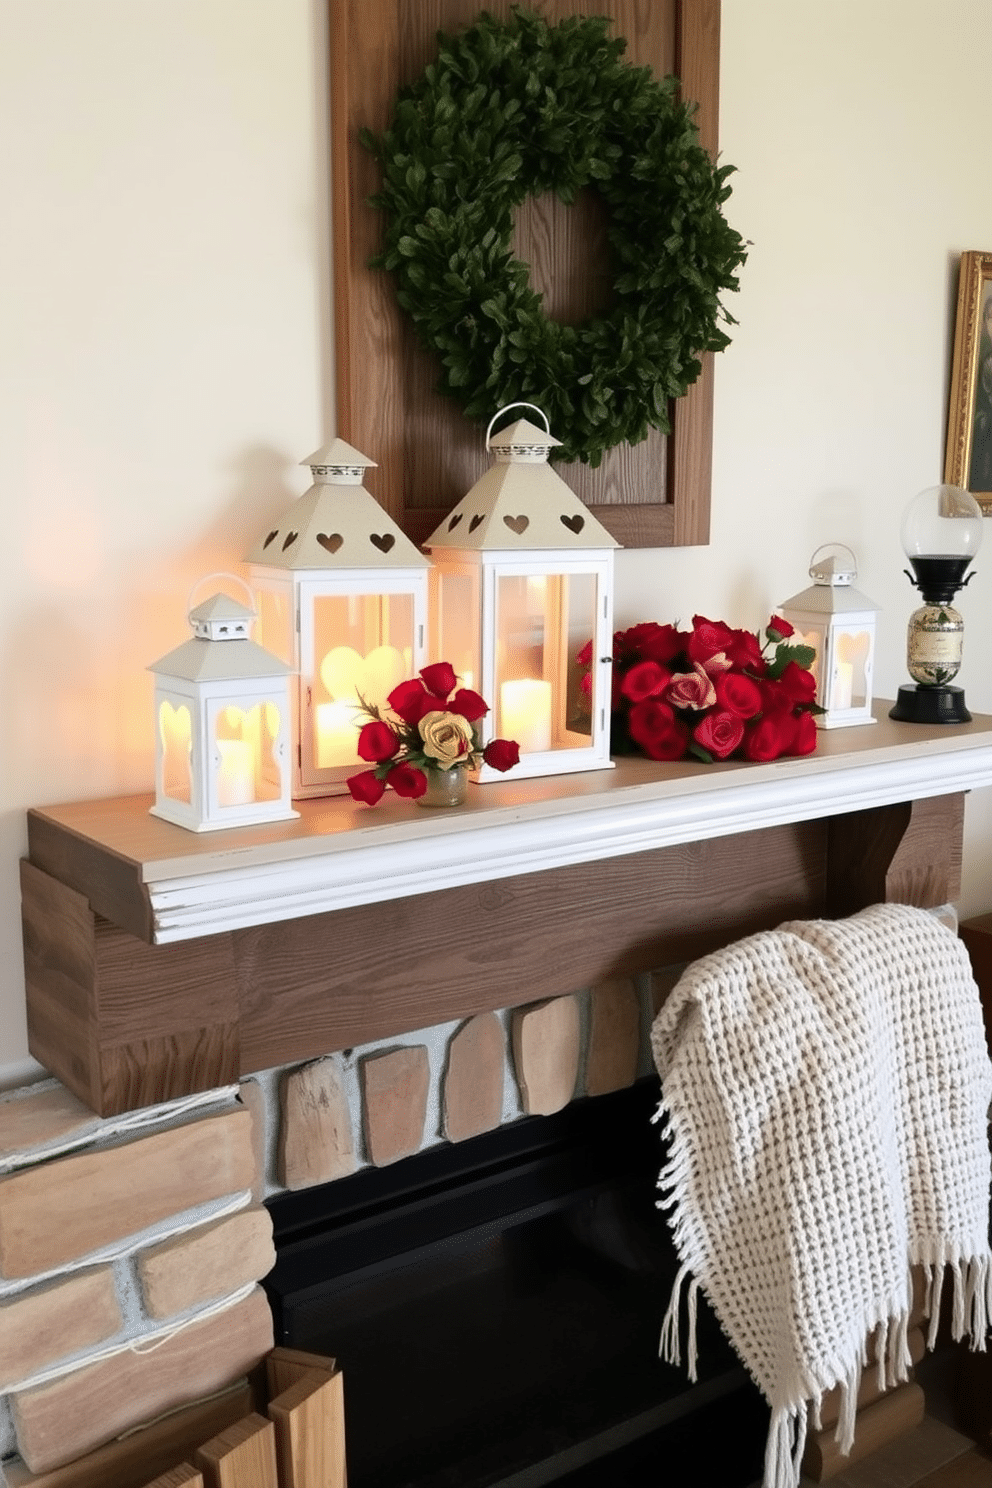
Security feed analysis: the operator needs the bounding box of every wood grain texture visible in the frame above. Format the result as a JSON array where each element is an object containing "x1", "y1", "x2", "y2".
[
  {"x1": 267, "y1": 1371, "x2": 346, "y2": 1488},
  {"x1": 826, "y1": 795, "x2": 964, "y2": 918},
  {"x1": 236, "y1": 819, "x2": 827, "y2": 1074},
  {"x1": 194, "y1": 1414, "x2": 278, "y2": 1488},
  {"x1": 138, "y1": 1468, "x2": 203, "y2": 1488},
  {"x1": 329, "y1": 0, "x2": 718, "y2": 548},
  {"x1": 2, "y1": 1383, "x2": 252, "y2": 1488},
  {"x1": 802, "y1": 1381, "x2": 926, "y2": 1481}
]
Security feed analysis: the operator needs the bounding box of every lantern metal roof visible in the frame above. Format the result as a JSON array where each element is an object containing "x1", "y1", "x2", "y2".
[
  {"x1": 781, "y1": 546, "x2": 878, "y2": 615},
  {"x1": 425, "y1": 418, "x2": 619, "y2": 552},
  {"x1": 149, "y1": 593, "x2": 292, "y2": 683},
  {"x1": 247, "y1": 437, "x2": 429, "y2": 571}
]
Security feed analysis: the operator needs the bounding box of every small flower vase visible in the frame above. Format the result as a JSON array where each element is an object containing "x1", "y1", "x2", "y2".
[{"x1": 416, "y1": 761, "x2": 470, "y2": 808}]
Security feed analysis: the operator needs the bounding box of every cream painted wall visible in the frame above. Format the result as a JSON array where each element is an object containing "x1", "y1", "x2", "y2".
[{"x1": 1, "y1": 0, "x2": 990, "y2": 1078}]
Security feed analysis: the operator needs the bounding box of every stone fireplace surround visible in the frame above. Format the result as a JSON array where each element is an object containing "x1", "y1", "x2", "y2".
[{"x1": 6, "y1": 710, "x2": 992, "y2": 1482}]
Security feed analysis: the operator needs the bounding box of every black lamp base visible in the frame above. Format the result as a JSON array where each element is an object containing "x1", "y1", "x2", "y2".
[{"x1": 888, "y1": 683, "x2": 972, "y2": 725}]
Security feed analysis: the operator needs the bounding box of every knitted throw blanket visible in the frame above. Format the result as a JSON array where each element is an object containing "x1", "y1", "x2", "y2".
[{"x1": 650, "y1": 904, "x2": 992, "y2": 1488}]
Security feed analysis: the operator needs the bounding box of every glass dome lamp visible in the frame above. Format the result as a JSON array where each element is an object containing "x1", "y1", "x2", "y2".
[
  {"x1": 424, "y1": 404, "x2": 618, "y2": 781},
  {"x1": 889, "y1": 483, "x2": 984, "y2": 725},
  {"x1": 779, "y1": 544, "x2": 878, "y2": 728}
]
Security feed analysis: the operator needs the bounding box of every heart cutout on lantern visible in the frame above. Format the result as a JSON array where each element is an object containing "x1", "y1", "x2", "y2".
[
  {"x1": 560, "y1": 513, "x2": 584, "y2": 534},
  {"x1": 319, "y1": 643, "x2": 407, "y2": 712},
  {"x1": 469, "y1": 514, "x2": 485, "y2": 533},
  {"x1": 838, "y1": 630, "x2": 871, "y2": 681},
  {"x1": 158, "y1": 700, "x2": 193, "y2": 804},
  {"x1": 370, "y1": 533, "x2": 396, "y2": 554},
  {"x1": 317, "y1": 532, "x2": 344, "y2": 554},
  {"x1": 503, "y1": 514, "x2": 529, "y2": 535},
  {"x1": 262, "y1": 529, "x2": 279, "y2": 549},
  {"x1": 282, "y1": 531, "x2": 299, "y2": 551},
  {"x1": 447, "y1": 513, "x2": 463, "y2": 531}
]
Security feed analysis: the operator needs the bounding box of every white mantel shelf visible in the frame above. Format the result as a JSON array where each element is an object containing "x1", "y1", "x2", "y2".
[{"x1": 27, "y1": 706, "x2": 992, "y2": 945}]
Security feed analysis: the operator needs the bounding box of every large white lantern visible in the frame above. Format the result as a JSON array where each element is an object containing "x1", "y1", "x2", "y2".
[
  {"x1": 424, "y1": 406, "x2": 618, "y2": 781},
  {"x1": 780, "y1": 544, "x2": 878, "y2": 729},
  {"x1": 149, "y1": 591, "x2": 297, "y2": 832},
  {"x1": 247, "y1": 439, "x2": 430, "y2": 797}
]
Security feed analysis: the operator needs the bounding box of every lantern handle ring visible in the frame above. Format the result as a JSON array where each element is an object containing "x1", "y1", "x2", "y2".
[
  {"x1": 186, "y1": 571, "x2": 256, "y2": 620},
  {"x1": 485, "y1": 403, "x2": 550, "y2": 449},
  {"x1": 809, "y1": 542, "x2": 858, "y2": 583}
]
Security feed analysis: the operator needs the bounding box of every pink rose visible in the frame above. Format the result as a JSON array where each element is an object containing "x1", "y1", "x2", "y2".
[{"x1": 665, "y1": 663, "x2": 717, "y2": 712}]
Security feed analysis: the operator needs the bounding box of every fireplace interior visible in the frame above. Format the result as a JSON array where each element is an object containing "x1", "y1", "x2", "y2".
[{"x1": 264, "y1": 1079, "x2": 768, "y2": 1488}]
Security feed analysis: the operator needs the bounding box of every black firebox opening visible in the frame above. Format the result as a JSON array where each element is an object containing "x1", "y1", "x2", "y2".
[{"x1": 264, "y1": 1078, "x2": 767, "y2": 1488}]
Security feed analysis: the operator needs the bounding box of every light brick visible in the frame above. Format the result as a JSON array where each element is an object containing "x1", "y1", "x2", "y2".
[
  {"x1": 511, "y1": 996, "x2": 579, "y2": 1116},
  {"x1": 442, "y1": 1014, "x2": 504, "y2": 1143},
  {"x1": 0, "y1": 1267, "x2": 121, "y2": 1390},
  {"x1": 278, "y1": 1058, "x2": 355, "y2": 1191},
  {"x1": 237, "y1": 1079, "x2": 267, "y2": 1201},
  {"x1": 361, "y1": 1046, "x2": 429, "y2": 1165},
  {"x1": 0, "y1": 1083, "x2": 98, "y2": 1157},
  {"x1": 586, "y1": 978, "x2": 641, "y2": 1096},
  {"x1": 138, "y1": 1208, "x2": 276, "y2": 1320},
  {"x1": 0, "y1": 1108, "x2": 254, "y2": 1279},
  {"x1": 11, "y1": 1287, "x2": 272, "y2": 1474}
]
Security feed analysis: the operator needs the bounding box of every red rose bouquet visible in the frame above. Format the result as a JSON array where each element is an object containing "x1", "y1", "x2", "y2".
[
  {"x1": 347, "y1": 661, "x2": 521, "y2": 805},
  {"x1": 578, "y1": 615, "x2": 820, "y2": 764}
]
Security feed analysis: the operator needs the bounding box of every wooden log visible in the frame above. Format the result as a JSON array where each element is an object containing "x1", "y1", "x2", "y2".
[
  {"x1": 268, "y1": 1372, "x2": 346, "y2": 1488},
  {"x1": 194, "y1": 1414, "x2": 278, "y2": 1488}
]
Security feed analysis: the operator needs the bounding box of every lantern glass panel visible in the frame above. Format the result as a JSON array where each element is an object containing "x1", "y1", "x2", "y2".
[
  {"x1": 311, "y1": 593, "x2": 414, "y2": 769},
  {"x1": 494, "y1": 570, "x2": 597, "y2": 754},
  {"x1": 430, "y1": 565, "x2": 480, "y2": 690},
  {"x1": 257, "y1": 586, "x2": 294, "y2": 666},
  {"x1": 832, "y1": 628, "x2": 872, "y2": 710},
  {"x1": 159, "y1": 701, "x2": 192, "y2": 804}
]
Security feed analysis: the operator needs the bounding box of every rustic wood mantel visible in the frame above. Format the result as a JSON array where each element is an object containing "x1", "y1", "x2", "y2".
[{"x1": 22, "y1": 708, "x2": 992, "y2": 1116}]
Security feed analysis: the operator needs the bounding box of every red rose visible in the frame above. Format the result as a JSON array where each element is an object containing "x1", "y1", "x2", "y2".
[
  {"x1": 347, "y1": 769, "x2": 386, "y2": 805},
  {"x1": 448, "y1": 687, "x2": 488, "y2": 722},
  {"x1": 386, "y1": 762, "x2": 427, "y2": 798},
  {"x1": 724, "y1": 628, "x2": 764, "y2": 671},
  {"x1": 742, "y1": 713, "x2": 796, "y2": 762},
  {"x1": 387, "y1": 678, "x2": 433, "y2": 725},
  {"x1": 632, "y1": 623, "x2": 684, "y2": 666},
  {"x1": 687, "y1": 616, "x2": 736, "y2": 665},
  {"x1": 693, "y1": 710, "x2": 744, "y2": 760},
  {"x1": 767, "y1": 615, "x2": 795, "y2": 639},
  {"x1": 628, "y1": 699, "x2": 689, "y2": 760},
  {"x1": 759, "y1": 677, "x2": 793, "y2": 715},
  {"x1": 576, "y1": 639, "x2": 593, "y2": 667},
  {"x1": 483, "y1": 737, "x2": 520, "y2": 771},
  {"x1": 776, "y1": 660, "x2": 817, "y2": 707},
  {"x1": 420, "y1": 662, "x2": 457, "y2": 698},
  {"x1": 665, "y1": 663, "x2": 717, "y2": 712},
  {"x1": 620, "y1": 660, "x2": 670, "y2": 703},
  {"x1": 357, "y1": 719, "x2": 398, "y2": 763},
  {"x1": 713, "y1": 671, "x2": 762, "y2": 720},
  {"x1": 787, "y1": 710, "x2": 818, "y2": 756}
]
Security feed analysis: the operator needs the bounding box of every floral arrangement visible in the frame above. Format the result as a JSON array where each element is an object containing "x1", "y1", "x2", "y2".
[
  {"x1": 579, "y1": 615, "x2": 820, "y2": 764},
  {"x1": 347, "y1": 662, "x2": 520, "y2": 804}
]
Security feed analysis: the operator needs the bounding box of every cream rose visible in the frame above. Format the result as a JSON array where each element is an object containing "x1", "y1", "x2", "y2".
[
  {"x1": 418, "y1": 710, "x2": 474, "y2": 766},
  {"x1": 666, "y1": 662, "x2": 717, "y2": 711}
]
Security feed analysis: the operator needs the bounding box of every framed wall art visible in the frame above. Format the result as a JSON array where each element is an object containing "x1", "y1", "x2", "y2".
[{"x1": 945, "y1": 249, "x2": 992, "y2": 513}]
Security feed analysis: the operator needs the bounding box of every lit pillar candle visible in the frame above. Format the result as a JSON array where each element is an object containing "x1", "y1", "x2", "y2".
[
  {"x1": 316, "y1": 700, "x2": 360, "y2": 768},
  {"x1": 216, "y1": 739, "x2": 254, "y2": 807},
  {"x1": 831, "y1": 661, "x2": 854, "y2": 711},
  {"x1": 500, "y1": 678, "x2": 552, "y2": 753}
]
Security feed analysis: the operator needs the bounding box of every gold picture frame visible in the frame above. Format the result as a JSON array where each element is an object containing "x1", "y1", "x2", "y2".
[{"x1": 945, "y1": 249, "x2": 992, "y2": 513}]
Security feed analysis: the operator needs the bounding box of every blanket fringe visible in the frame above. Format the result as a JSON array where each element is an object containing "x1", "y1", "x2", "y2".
[
  {"x1": 659, "y1": 1261, "x2": 700, "y2": 1382},
  {"x1": 921, "y1": 1252, "x2": 992, "y2": 1352},
  {"x1": 765, "y1": 1404, "x2": 808, "y2": 1488}
]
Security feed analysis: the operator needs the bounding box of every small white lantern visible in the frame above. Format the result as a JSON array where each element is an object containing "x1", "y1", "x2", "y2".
[
  {"x1": 780, "y1": 544, "x2": 878, "y2": 728},
  {"x1": 247, "y1": 439, "x2": 431, "y2": 798},
  {"x1": 424, "y1": 405, "x2": 618, "y2": 780},
  {"x1": 149, "y1": 590, "x2": 298, "y2": 832}
]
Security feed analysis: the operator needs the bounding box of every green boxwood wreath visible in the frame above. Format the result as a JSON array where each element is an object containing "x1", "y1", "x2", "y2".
[{"x1": 361, "y1": 7, "x2": 747, "y2": 466}]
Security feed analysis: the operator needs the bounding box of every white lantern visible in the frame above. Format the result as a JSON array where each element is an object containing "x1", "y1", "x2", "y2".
[
  {"x1": 424, "y1": 405, "x2": 618, "y2": 781},
  {"x1": 780, "y1": 544, "x2": 878, "y2": 729},
  {"x1": 247, "y1": 439, "x2": 431, "y2": 797},
  {"x1": 149, "y1": 591, "x2": 298, "y2": 832}
]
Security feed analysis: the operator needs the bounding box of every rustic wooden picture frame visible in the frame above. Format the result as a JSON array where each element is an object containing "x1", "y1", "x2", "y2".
[
  {"x1": 945, "y1": 249, "x2": 992, "y2": 513},
  {"x1": 329, "y1": 0, "x2": 722, "y2": 550}
]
